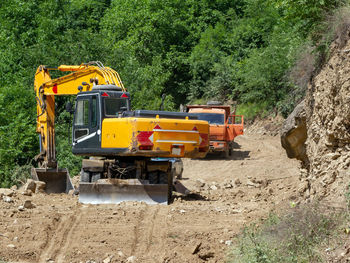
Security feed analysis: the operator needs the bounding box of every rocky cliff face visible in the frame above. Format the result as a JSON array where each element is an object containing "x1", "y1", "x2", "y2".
[
  {"x1": 282, "y1": 38, "x2": 350, "y2": 200},
  {"x1": 304, "y1": 40, "x2": 350, "y2": 199}
]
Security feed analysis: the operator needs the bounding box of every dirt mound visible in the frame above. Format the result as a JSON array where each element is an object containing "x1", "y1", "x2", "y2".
[
  {"x1": 245, "y1": 115, "x2": 285, "y2": 136},
  {"x1": 294, "y1": 38, "x2": 350, "y2": 201}
]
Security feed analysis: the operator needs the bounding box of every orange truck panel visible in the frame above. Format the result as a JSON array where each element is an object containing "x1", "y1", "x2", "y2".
[{"x1": 187, "y1": 105, "x2": 244, "y2": 154}]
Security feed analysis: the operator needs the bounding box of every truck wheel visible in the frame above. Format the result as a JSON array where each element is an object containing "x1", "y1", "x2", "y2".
[
  {"x1": 223, "y1": 149, "x2": 230, "y2": 158},
  {"x1": 159, "y1": 171, "x2": 168, "y2": 184},
  {"x1": 91, "y1": 172, "x2": 101, "y2": 182},
  {"x1": 167, "y1": 171, "x2": 173, "y2": 204},
  {"x1": 148, "y1": 171, "x2": 158, "y2": 184},
  {"x1": 80, "y1": 170, "x2": 90, "y2": 182}
]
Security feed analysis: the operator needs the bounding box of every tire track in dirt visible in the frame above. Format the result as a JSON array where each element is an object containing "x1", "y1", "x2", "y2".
[
  {"x1": 145, "y1": 207, "x2": 169, "y2": 261},
  {"x1": 130, "y1": 205, "x2": 146, "y2": 255},
  {"x1": 56, "y1": 208, "x2": 85, "y2": 263},
  {"x1": 38, "y1": 207, "x2": 82, "y2": 263},
  {"x1": 130, "y1": 205, "x2": 169, "y2": 262},
  {"x1": 145, "y1": 206, "x2": 159, "y2": 251}
]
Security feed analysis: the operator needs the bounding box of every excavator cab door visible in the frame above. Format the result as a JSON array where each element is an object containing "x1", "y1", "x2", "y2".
[{"x1": 72, "y1": 93, "x2": 101, "y2": 154}]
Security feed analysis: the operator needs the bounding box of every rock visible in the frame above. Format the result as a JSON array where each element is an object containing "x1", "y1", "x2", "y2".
[
  {"x1": 23, "y1": 200, "x2": 35, "y2": 209},
  {"x1": 68, "y1": 189, "x2": 75, "y2": 195},
  {"x1": 117, "y1": 251, "x2": 125, "y2": 257},
  {"x1": 0, "y1": 188, "x2": 14, "y2": 197},
  {"x1": 210, "y1": 185, "x2": 218, "y2": 190},
  {"x1": 7, "y1": 244, "x2": 16, "y2": 248},
  {"x1": 103, "y1": 255, "x2": 113, "y2": 263},
  {"x1": 194, "y1": 179, "x2": 205, "y2": 188},
  {"x1": 198, "y1": 251, "x2": 214, "y2": 260},
  {"x1": 325, "y1": 152, "x2": 341, "y2": 160},
  {"x1": 35, "y1": 181, "x2": 46, "y2": 193},
  {"x1": 24, "y1": 179, "x2": 36, "y2": 192},
  {"x1": 262, "y1": 179, "x2": 271, "y2": 188},
  {"x1": 179, "y1": 209, "x2": 186, "y2": 214},
  {"x1": 234, "y1": 178, "x2": 241, "y2": 185},
  {"x1": 11, "y1": 185, "x2": 17, "y2": 190},
  {"x1": 126, "y1": 256, "x2": 136, "y2": 263},
  {"x1": 18, "y1": 205, "x2": 25, "y2": 211},
  {"x1": 280, "y1": 100, "x2": 308, "y2": 164},
  {"x1": 223, "y1": 182, "x2": 233, "y2": 189},
  {"x1": 225, "y1": 240, "x2": 232, "y2": 246},
  {"x1": 191, "y1": 242, "x2": 201, "y2": 254},
  {"x1": 246, "y1": 180, "x2": 258, "y2": 188},
  {"x1": 298, "y1": 181, "x2": 309, "y2": 194},
  {"x1": 22, "y1": 189, "x2": 32, "y2": 196},
  {"x1": 2, "y1": 196, "x2": 13, "y2": 203}
]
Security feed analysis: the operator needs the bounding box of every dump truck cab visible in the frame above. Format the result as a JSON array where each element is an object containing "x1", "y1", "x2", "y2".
[{"x1": 187, "y1": 104, "x2": 244, "y2": 157}]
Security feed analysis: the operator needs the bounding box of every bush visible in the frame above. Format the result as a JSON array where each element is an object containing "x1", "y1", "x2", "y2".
[
  {"x1": 235, "y1": 102, "x2": 270, "y2": 121},
  {"x1": 0, "y1": 85, "x2": 38, "y2": 187}
]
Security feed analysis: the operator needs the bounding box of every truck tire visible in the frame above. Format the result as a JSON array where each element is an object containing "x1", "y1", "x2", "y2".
[
  {"x1": 80, "y1": 170, "x2": 90, "y2": 182},
  {"x1": 148, "y1": 171, "x2": 158, "y2": 184},
  {"x1": 159, "y1": 171, "x2": 168, "y2": 184},
  {"x1": 167, "y1": 171, "x2": 173, "y2": 204},
  {"x1": 91, "y1": 172, "x2": 101, "y2": 182},
  {"x1": 222, "y1": 149, "x2": 230, "y2": 158}
]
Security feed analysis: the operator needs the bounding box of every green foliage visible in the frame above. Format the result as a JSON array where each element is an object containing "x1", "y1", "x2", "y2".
[
  {"x1": 228, "y1": 205, "x2": 340, "y2": 263},
  {"x1": 55, "y1": 110, "x2": 83, "y2": 177},
  {"x1": 0, "y1": 85, "x2": 37, "y2": 187},
  {"x1": 0, "y1": 0, "x2": 345, "y2": 186},
  {"x1": 235, "y1": 102, "x2": 270, "y2": 121}
]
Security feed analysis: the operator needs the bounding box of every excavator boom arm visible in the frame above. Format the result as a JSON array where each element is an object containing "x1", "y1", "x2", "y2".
[{"x1": 34, "y1": 62, "x2": 125, "y2": 168}]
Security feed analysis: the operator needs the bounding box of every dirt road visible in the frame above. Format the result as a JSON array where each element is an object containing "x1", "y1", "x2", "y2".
[{"x1": 0, "y1": 133, "x2": 300, "y2": 263}]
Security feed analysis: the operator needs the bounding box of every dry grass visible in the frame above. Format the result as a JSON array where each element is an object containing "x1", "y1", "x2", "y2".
[
  {"x1": 330, "y1": 7, "x2": 350, "y2": 48},
  {"x1": 228, "y1": 203, "x2": 343, "y2": 263},
  {"x1": 289, "y1": 44, "x2": 315, "y2": 91}
]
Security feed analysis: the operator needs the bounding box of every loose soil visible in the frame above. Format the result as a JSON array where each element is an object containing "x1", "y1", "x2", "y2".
[{"x1": 0, "y1": 133, "x2": 300, "y2": 263}]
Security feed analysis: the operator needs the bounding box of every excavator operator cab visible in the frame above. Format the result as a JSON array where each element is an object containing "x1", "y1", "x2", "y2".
[{"x1": 71, "y1": 86, "x2": 130, "y2": 155}]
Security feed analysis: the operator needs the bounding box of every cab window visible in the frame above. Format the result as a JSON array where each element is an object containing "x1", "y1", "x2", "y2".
[
  {"x1": 104, "y1": 98, "x2": 127, "y2": 117},
  {"x1": 91, "y1": 96, "x2": 97, "y2": 127},
  {"x1": 75, "y1": 99, "x2": 89, "y2": 126}
]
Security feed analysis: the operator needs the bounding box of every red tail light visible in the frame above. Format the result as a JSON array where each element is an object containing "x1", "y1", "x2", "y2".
[
  {"x1": 139, "y1": 145, "x2": 153, "y2": 150},
  {"x1": 102, "y1": 92, "x2": 109, "y2": 97},
  {"x1": 121, "y1": 93, "x2": 128, "y2": 98},
  {"x1": 153, "y1": 124, "x2": 161, "y2": 130}
]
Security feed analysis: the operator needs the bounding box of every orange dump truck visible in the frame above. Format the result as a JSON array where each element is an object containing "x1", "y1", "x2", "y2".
[{"x1": 187, "y1": 104, "x2": 244, "y2": 157}]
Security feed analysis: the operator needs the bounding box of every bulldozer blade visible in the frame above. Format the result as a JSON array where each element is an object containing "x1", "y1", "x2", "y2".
[
  {"x1": 31, "y1": 168, "x2": 74, "y2": 194},
  {"x1": 79, "y1": 179, "x2": 169, "y2": 205}
]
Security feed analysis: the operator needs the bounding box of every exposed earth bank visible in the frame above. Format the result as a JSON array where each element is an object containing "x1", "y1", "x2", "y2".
[{"x1": 281, "y1": 35, "x2": 350, "y2": 204}]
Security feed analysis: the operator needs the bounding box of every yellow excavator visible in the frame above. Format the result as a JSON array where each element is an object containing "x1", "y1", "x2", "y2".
[{"x1": 32, "y1": 61, "x2": 209, "y2": 204}]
